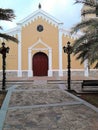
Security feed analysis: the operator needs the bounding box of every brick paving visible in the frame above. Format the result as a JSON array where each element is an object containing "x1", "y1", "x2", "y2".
[{"x1": 1, "y1": 79, "x2": 98, "y2": 130}]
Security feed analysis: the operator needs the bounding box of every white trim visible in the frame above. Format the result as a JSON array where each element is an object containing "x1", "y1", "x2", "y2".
[
  {"x1": 84, "y1": 59, "x2": 89, "y2": 77},
  {"x1": 28, "y1": 39, "x2": 53, "y2": 77},
  {"x1": 3, "y1": 69, "x2": 98, "y2": 72},
  {"x1": 17, "y1": 26, "x2": 22, "y2": 77},
  {"x1": 62, "y1": 69, "x2": 84, "y2": 71},
  {"x1": 32, "y1": 48, "x2": 49, "y2": 50},
  {"x1": 28, "y1": 70, "x2": 33, "y2": 77},
  {"x1": 1, "y1": 69, "x2": 89, "y2": 72},
  {"x1": 48, "y1": 49, "x2": 52, "y2": 76},
  {"x1": 3, "y1": 70, "x2": 18, "y2": 72},
  {"x1": 28, "y1": 49, "x2": 33, "y2": 77},
  {"x1": 17, "y1": 9, "x2": 63, "y2": 27},
  {"x1": 69, "y1": 69, "x2": 84, "y2": 71},
  {"x1": 1, "y1": 69, "x2": 97, "y2": 78},
  {"x1": 29, "y1": 38, "x2": 51, "y2": 50},
  {"x1": 4, "y1": 69, "x2": 98, "y2": 72},
  {"x1": 60, "y1": 28, "x2": 82, "y2": 40},
  {"x1": 3, "y1": 9, "x2": 83, "y2": 41},
  {"x1": 58, "y1": 25, "x2": 63, "y2": 76},
  {"x1": 4, "y1": 26, "x2": 21, "y2": 36}
]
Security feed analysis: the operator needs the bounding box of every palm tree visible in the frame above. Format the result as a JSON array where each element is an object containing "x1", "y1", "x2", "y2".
[
  {"x1": 0, "y1": 8, "x2": 18, "y2": 90},
  {"x1": 71, "y1": 0, "x2": 98, "y2": 68},
  {"x1": 0, "y1": 8, "x2": 18, "y2": 43}
]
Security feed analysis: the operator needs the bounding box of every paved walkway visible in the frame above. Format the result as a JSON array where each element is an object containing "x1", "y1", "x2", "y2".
[{"x1": 0, "y1": 79, "x2": 98, "y2": 130}]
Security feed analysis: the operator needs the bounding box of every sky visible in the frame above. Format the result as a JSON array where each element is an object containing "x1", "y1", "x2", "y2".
[{"x1": 0, "y1": 0, "x2": 82, "y2": 31}]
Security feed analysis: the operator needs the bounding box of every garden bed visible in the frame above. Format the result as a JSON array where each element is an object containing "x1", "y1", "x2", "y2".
[
  {"x1": 79, "y1": 93, "x2": 98, "y2": 107},
  {"x1": 70, "y1": 90, "x2": 98, "y2": 108},
  {"x1": 0, "y1": 91, "x2": 7, "y2": 108}
]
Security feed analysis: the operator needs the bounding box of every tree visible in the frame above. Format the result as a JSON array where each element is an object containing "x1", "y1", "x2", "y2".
[
  {"x1": 0, "y1": 8, "x2": 18, "y2": 43},
  {"x1": 71, "y1": 0, "x2": 98, "y2": 68}
]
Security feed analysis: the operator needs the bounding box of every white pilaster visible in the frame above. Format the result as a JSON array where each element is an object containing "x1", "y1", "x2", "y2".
[
  {"x1": 84, "y1": 59, "x2": 89, "y2": 77},
  {"x1": 17, "y1": 27, "x2": 22, "y2": 77},
  {"x1": 48, "y1": 49, "x2": 53, "y2": 76},
  {"x1": 58, "y1": 25, "x2": 63, "y2": 76},
  {"x1": 28, "y1": 48, "x2": 33, "y2": 77}
]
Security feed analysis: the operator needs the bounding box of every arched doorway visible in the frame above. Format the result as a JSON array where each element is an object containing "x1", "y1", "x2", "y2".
[{"x1": 33, "y1": 52, "x2": 48, "y2": 76}]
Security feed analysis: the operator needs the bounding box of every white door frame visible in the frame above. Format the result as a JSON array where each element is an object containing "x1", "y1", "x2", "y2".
[{"x1": 28, "y1": 39, "x2": 53, "y2": 77}]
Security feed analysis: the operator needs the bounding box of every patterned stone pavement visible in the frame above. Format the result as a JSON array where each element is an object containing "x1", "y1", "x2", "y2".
[{"x1": 1, "y1": 80, "x2": 98, "y2": 130}]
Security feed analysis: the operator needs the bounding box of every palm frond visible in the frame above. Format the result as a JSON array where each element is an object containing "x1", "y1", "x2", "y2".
[
  {"x1": 82, "y1": 8, "x2": 96, "y2": 15},
  {"x1": 88, "y1": 43, "x2": 98, "y2": 63},
  {"x1": 75, "y1": 50, "x2": 89, "y2": 64},
  {"x1": 74, "y1": 0, "x2": 96, "y2": 7},
  {"x1": 0, "y1": 8, "x2": 15, "y2": 21},
  {"x1": 71, "y1": 18, "x2": 98, "y2": 34},
  {"x1": 0, "y1": 33, "x2": 18, "y2": 43},
  {"x1": 74, "y1": 39, "x2": 98, "y2": 65},
  {"x1": 72, "y1": 0, "x2": 98, "y2": 67},
  {"x1": 0, "y1": 26, "x2": 3, "y2": 30},
  {"x1": 73, "y1": 36, "x2": 87, "y2": 49}
]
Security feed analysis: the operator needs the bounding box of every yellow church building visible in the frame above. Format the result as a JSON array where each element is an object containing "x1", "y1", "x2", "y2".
[{"x1": 0, "y1": 5, "x2": 92, "y2": 78}]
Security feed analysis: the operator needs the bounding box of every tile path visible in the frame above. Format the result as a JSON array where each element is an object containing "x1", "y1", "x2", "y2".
[{"x1": 0, "y1": 79, "x2": 98, "y2": 130}]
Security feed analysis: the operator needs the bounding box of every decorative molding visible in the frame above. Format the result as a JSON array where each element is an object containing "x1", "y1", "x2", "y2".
[
  {"x1": 2, "y1": 8, "x2": 82, "y2": 40},
  {"x1": 29, "y1": 38, "x2": 51, "y2": 50},
  {"x1": 58, "y1": 26, "x2": 63, "y2": 76},
  {"x1": 3, "y1": 9, "x2": 82, "y2": 40},
  {"x1": 17, "y1": 9, "x2": 63, "y2": 27},
  {"x1": 3, "y1": 69, "x2": 94, "y2": 72},
  {"x1": 17, "y1": 29, "x2": 22, "y2": 77},
  {"x1": 32, "y1": 48, "x2": 49, "y2": 51},
  {"x1": 59, "y1": 28, "x2": 82, "y2": 39},
  {"x1": 28, "y1": 49, "x2": 32, "y2": 77},
  {"x1": 4, "y1": 26, "x2": 21, "y2": 36},
  {"x1": 28, "y1": 38, "x2": 53, "y2": 77},
  {"x1": 3, "y1": 69, "x2": 98, "y2": 72},
  {"x1": 48, "y1": 49, "x2": 52, "y2": 76},
  {"x1": 69, "y1": 69, "x2": 84, "y2": 71}
]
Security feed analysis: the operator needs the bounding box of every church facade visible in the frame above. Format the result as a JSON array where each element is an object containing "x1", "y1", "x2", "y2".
[{"x1": 0, "y1": 7, "x2": 90, "y2": 77}]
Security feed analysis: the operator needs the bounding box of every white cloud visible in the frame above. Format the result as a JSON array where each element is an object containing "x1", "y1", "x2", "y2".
[{"x1": 0, "y1": 20, "x2": 16, "y2": 30}]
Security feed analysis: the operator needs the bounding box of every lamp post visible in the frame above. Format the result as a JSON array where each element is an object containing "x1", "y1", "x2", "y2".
[
  {"x1": 0, "y1": 42, "x2": 10, "y2": 90},
  {"x1": 63, "y1": 41, "x2": 73, "y2": 91}
]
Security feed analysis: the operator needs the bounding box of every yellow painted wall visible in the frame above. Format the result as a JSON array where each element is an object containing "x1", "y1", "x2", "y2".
[
  {"x1": 0, "y1": 14, "x2": 92, "y2": 71},
  {"x1": 0, "y1": 37, "x2": 18, "y2": 70},
  {"x1": 0, "y1": 19, "x2": 85, "y2": 71},
  {"x1": 62, "y1": 35, "x2": 84, "y2": 69},
  {"x1": 21, "y1": 18, "x2": 59, "y2": 70}
]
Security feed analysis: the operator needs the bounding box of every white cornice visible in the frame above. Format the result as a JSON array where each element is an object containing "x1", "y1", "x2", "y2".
[
  {"x1": 29, "y1": 38, "x2": 51, "y2": 50},
  {"x1": 2, "y1": 9, "x2": 63, "y2": 36},
  {"x1": 4, "y1": 26, "x2": 21, "y2": 36},
  {"x1": 17, "y1": 9, "x2": 63, "y2": 27},
  {"x1": 3, "y1": 8, "x2": 82, "y2": 39},
  {"x1": 60, "y1": 28, "x2": 82, "y2": 39}
]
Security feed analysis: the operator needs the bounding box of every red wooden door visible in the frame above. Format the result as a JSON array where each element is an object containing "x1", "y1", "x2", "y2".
[{"x1": 33, "y1": 52, "x2": 48, "y2": 76}]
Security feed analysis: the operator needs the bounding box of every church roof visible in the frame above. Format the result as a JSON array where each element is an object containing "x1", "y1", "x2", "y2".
[
  {"x1": 4, "y1": 6, "x2": 80, "y2": 39},
  {"x1": 17, "y1": 8, "x2": 63, "y2": 27}
]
